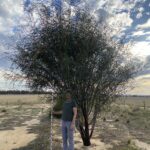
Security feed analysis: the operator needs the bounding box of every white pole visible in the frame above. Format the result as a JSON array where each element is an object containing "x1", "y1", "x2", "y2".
[{"x1": 50, "y1": 92, "x2": 54, "y2": 150}]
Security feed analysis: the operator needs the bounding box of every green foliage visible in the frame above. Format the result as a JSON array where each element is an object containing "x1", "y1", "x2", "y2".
[
  {"x1": 52, "y1": 93, "x2": 65, "y2": 118},
  {"x1": 53, "y1": 94, "x2": 64, "y2": 111},
  {"x1": 12, "y1": 3, "x2": 137, "y2": 146},
  {"x1": 53, "y1": 99, "x2": 63, "y2": 111}
]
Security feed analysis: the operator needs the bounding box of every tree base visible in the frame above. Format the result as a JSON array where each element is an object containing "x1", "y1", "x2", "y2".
[{"x1": 83, "y1": 139, "x2": 91, "y2": 146}]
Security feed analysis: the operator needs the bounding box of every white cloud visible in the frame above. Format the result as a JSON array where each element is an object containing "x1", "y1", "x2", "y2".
[
  {"x1": 0, "y1": 0, "x2": 23, "y2": 35},
  {"x1": 132, "y1": 30, "x2": 149, "y2": 36},
  {"x1": 138, "y1": 7, "x2": 144, "y2": 13},
  {"x1": 93, "y1": 0, "x2": 135, "y2": 36},
  {"x1": 77, "y1": 0, "x2": 135, "y2": 38},
  {"x1": 0, "y1": 44, "x2": 6, "y2": 53},
  {"x1": 146, "y1": 36, "x2": 150, "y2": 40},
  {"x1": 132, "y1": 30, "x2": 145, "y2": 36},
  {"x1": 136, "y1": 12, "x2": 143, "y2": 19},
  {"x1": 0, "y1": 69, "x2": 28, "y2": 90},
  {"x1": 108, "y1": 12, "x2": 133, "y2": 29},
  {"x1": 127, "y1": 74, "x2": 150, "y2": 96},
  {"x1": 137, "y1": 19, "x2": 150, "y2": 29},
  {"x1": 0, "y1": 69, "x2": 18, "y2": 82},
  {"x1": 131, "y1": 41, "x2": 150, "y2": 57},
  {"x1": 0, "y1": 0, "x2": 149, "y2": 91}
]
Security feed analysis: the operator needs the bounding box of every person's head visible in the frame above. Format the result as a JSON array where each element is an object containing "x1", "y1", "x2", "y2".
[{"x1": 65, "y1": 90, "x2": 72, "y2": 100}]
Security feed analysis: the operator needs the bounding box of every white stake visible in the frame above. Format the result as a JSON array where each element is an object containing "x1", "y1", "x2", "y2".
[{"x1": 50, "y1": 92, "x2": 54, "y2": 150}]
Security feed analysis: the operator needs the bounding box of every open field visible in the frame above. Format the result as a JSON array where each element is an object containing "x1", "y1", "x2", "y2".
[
  {"x1": 0, "y1": 95, "x2": 150, "y2": 150},
  {"x1": 116, "y1": 96, "x2": 150, "y2": 107},
  {"x1": 0, "y1": 94, "x2": 49, "y2": 105}
]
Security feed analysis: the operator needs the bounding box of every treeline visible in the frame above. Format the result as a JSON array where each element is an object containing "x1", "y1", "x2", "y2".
[{"x1": 0, "y1": 90, "x2": 51, "y2": 95}]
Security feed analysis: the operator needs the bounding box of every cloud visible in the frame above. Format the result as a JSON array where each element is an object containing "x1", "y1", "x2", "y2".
[
  {"x1": 107, "y1": 12, "x2": 133, "y2": 30},
  {"x1": 136, "y1": 19, "x2": 150, "y2": 29},
  {"x1": 0, "y1": 68, "x2": 28, "y2": 90},
  {"x1": 132, "y1": 30, "x2": 150, "y2": 36},
  {"x1": 90, "y1": 0, "x2": 142, "y2": 37},
  {"x1": 144, "y1": 55, "x2": 150, "y2": 69},
  {"x1": 131, "y1": 42, "x2": 150, "y2": 57},
  {"x1": 0, "y1": 0, "x2": 25, "y2": 61},
  {"x1": 134, "y1": 55, "x2": 150, "y2": 78},
  {"x1": 0, "y1": 0, "x2": 150, "y2": 92},
  {"x1": 0, "y1": 44, "x2": 6, "y2": 53},
  {"x1": 0, "y1": 0, "x2": 24, "y2": 37},
  {"x1": 136, "y1": 12, "x2": 143, "y2": 19},
  {"x1": 127, "y1": 74, "x2": 150, "y2": 95},
  {"x1": 0, "y1": 3, "x2": 9, "y2": 18}
]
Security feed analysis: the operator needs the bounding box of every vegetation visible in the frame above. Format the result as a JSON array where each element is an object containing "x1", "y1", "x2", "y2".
[
  {"x1": 11, "y1": 2, "x2": 137, "y2": 146},
  {"x1": 0, "y1": 90, "x2": 51, "y2": 95},
  {"x1": 1, "y1": 95, "x2": 149, "y2": 149}
]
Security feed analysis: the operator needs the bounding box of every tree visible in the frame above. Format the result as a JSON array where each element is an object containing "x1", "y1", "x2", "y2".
[{"x1": 12, "y1": 3, "x2": 137, "y2": 146}]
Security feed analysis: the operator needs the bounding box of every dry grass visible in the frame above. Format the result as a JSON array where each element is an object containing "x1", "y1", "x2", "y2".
[
  {"x1": 0, "y1": 95, "x2": 150, "y2": 150},
  {"x1": 116, "y1": 96, "x2": 150, "y2": 107},
  {"x1": 0, "y1": 94, "x2": 49, "y2": 105}
]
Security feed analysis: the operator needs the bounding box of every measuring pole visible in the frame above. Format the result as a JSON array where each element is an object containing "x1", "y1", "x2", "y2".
[{"x1": 50, "y1": 92, "x2": 54, "y2": 150}]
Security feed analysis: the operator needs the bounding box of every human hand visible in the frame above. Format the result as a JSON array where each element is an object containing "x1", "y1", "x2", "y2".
[
  {"x1": 70, "y1": 122, "x2": 75, "y2": 129},
  {"x1": 52, "y1": 111, "x2": 62, "y2": 115},
  {"x1": 52, "y1": 111, "x2": 58, "y2": 115}
]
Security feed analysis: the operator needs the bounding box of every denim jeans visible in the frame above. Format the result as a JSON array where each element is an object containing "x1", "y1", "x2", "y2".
[{"x1": 61, "y1": 120, "x2": 74, "y2": 150}]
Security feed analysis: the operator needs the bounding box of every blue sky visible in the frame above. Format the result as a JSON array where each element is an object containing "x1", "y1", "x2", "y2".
[{"x1": 0, "y1": 0, "x2": 150, "y2": 95}]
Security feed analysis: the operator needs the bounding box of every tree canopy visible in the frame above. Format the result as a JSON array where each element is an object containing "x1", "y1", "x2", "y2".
[{"x1": 12, "y1": 4, "x2": 137, "y2": 146}]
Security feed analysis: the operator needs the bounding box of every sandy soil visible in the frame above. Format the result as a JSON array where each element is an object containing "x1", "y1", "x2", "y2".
[
  {"x1": 132, "y1": 139, "x2": 150, "y2": 150},
  {"x1": 0, "y1": 105, "x2": 44, "y2": 150},
  {"x1": 52, "y1": 128, "x2": 113, "y2": 150},
  {"x1": 0, "y1": 103, "x2": 150, "y2": 150},
  {"x1": 0, "y1": 119, "x2": 39, "y2": 150},
  {"x1": 74, "y1": 134, "x2": 112, "y2": 150}
]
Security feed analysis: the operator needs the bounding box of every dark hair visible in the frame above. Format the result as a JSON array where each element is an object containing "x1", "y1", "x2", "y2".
[{"x1": 65, "y1": 89, "x2": 71, "y2": 95}]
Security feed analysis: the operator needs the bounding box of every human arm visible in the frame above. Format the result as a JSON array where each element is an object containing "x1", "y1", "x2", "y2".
[
  {"x1": 52, "y1": 110, "x2": 62, "y2": 115},
  {"x1": 70, "y1": 107, "x2": 77, "y2": 129}
]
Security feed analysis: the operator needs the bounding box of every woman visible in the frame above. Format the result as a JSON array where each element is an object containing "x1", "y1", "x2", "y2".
[{"x1": 53, "y1": 90, "x2": 77, "y2": 150}]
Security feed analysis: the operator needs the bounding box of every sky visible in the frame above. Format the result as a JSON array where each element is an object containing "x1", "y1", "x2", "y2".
[{"x1": 0, "y1": 0, "x2": 150, "y2": 95}]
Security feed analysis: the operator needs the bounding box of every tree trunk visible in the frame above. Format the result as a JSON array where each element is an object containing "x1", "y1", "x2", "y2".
[
  {"x1": 79, "y1": 125, "x2": 91, "y2": 146},
  {"x1": 82, "y1": 135, "x2": 91, "y2": 146},
  {"x1": 78, "y1": 109, "x2": 91, "y2": 146}
]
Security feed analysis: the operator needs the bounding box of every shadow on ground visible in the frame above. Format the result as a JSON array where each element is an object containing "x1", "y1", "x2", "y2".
[
  {"x1": 0, "y1": 106, "x2": 62, "y2": 150},
  {"x1": 11, "y1": 114, "x2": 62, "y2": 150}
]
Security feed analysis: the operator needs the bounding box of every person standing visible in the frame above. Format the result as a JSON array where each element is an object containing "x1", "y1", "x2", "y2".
[{"x1": 53, "y1": 90, "x2": 77, "y2": 150}]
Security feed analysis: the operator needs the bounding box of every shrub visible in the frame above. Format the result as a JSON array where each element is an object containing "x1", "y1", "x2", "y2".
[{"x1": 50, "y1": 93, "x2": 65, "y2": 119}]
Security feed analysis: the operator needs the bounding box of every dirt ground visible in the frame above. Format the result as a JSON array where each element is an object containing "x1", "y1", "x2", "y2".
[{"x1": 0, "y1": 102, "x2": 150, "y2": 150}]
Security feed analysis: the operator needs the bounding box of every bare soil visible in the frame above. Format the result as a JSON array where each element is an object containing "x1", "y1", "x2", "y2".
[{"x1": 0, "y1": 96, "x2": 150, "y2": 150}]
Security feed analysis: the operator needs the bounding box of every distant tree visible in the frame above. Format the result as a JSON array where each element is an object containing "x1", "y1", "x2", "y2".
[
  {"x1": 0, "y1": 90, "x2": 50, "y2": 94},
  {"x1": 12, "y1": 3, "x2": 137, "y2": 146}
]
